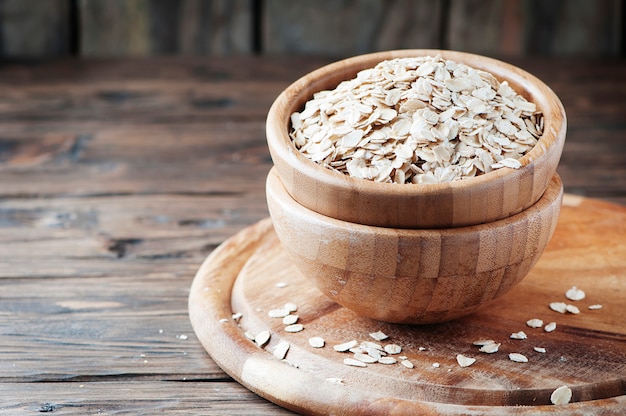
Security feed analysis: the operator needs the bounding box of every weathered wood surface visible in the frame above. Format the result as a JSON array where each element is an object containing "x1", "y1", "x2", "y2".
[
  {"x1": 0, "y1": 0, "x2": 71, "y2": 57},
  {"x1": 78, "y1": 0, "x2": 253, "y2": 56},
  {"x1": 0, "y1": 0, "x2": 623, "y2": 58},
  {"x1": 0, "y1": 56, "x2": 625, "y2": 414},
  {"x1": 263, "y1": 0, "x2": 624, "y2": 58}
]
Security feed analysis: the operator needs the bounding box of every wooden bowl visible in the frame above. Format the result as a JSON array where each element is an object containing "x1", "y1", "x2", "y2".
[
  {"x1": 266, "y1": 49, "x2": 566, "y2": 229},
  {"x1": 267, "y1": 168, "x2": 563, "y2": 324}
]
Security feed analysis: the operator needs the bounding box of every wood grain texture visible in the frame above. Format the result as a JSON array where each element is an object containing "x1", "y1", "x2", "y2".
[
  {"x1": 524, "y1": 0, "x2": 623, "y2": 57},
  {"x1": 0, "y1": 0, "x2": 71, "y2": 57},
  {"x1": 0, "y1": 1, "x2": 622, "y2": 58},
  {"x1": 190, "y1": 198, "x2": 626, "y2": 415},
  {"x1": 267, "y1": 168, "x2": 563, "y2": 323},
  {"x1": 78, "y1": 0, "x2": 252, "y2": 57},
  {"x1": 0, "y1": 381, "x2": 293, "y2": 414},
  {"x1": 262, "y1": 0, "x2": 443, "y2": 56},
  {"x1": 79, "y1": 0, "x2": 151, "y2": 57},
  {"x1": 263, "y1": 0, "x2": 623, "y2": 58},
  {"x1": 0, "y1": 56, "x2": 623, "y2": 413},
  {"x1": 447, "y1": 0, "x2": 509, "y2": 55},
  {"x1": 446, "y1": 0, "x2": 624, "y2": 57}
]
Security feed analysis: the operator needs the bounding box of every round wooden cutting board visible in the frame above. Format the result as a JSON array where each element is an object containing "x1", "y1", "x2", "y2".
[{"x1": 189, "y1": 195, "x2": 626, "y2": 415}]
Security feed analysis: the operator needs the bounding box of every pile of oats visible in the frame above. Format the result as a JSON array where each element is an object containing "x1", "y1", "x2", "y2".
[{"x1": 290, "y1": 55, "x2": 543, "y2": 184}]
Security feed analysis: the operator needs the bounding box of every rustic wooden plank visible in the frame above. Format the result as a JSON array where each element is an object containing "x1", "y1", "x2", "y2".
[
  {"x1": 0, "y1": 56, "x2": 330, "y2": 85},
  {"x1": 78, "y1": 0, "x2": 151, "y2": 57},
  {"x1": 448, "y1": 0, "x2": 623, "y2": 58},
  {"x1": 263, "y1": 0, "x2": 443, "y2": 56},
  {"x1": 0, "y1": 0, "x2": 71, "y2": 58},
  {"x1": 0, "y1": 193, "x2": 269, "y2": 258},
  {"x1": 0, "y1": 381, "x2": 295, "y2": 414},
  {"x1": 447, "y1": 0, "x2": 510, "y2": 56},
  {"x1": 177, "y1": 0, "x2": 253, "y2": 55},
  {"x1": 524, "y1": 0, "x2": 623, "y2": 57},
  {"x1": 0, "y1": 81, "x2": 279, "y2": 122},
  {"x1": 0, "y1": 273, "x2": 226, "y2": 381},
  {"x1": 0, "y1": 122, "x2": 272, "y2": 198},
  {"x1": 78, "y1": 0, "x2": 252, "y2": 57}
]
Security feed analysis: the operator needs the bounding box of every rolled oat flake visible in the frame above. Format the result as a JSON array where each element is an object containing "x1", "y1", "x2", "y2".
[
  {"x1": 290, "y1": 55, "x2": 543, "y2": 185},
  {"x1": 550, "y1": 385, "x2": 573, "y2": 405}
]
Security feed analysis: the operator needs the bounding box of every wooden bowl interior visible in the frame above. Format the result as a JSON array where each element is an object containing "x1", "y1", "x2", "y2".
[
  {"x1": 266, "y1": 168, "x2": 564, "y2": 324},
  {"x1": 267, "y1": 49, "x2": 566, "y2": 229}
]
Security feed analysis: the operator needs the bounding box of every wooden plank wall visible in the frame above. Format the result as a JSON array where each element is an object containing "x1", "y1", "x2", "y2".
[{"x1": 0, "y1": 0, "x2": 623, "y2": 58}]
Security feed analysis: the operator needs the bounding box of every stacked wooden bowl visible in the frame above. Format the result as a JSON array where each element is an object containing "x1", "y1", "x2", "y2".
[{"x1": 266, "y1": 50, "x2": 566, "y2": 324}]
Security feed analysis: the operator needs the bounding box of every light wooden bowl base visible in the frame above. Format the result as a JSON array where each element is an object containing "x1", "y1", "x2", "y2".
[
  {"x1": 267, "y1": 168, "x2": 563, "y2": 324},
  {"x1": 189, "y1": 196, "x2": 626, "y2": 415}
]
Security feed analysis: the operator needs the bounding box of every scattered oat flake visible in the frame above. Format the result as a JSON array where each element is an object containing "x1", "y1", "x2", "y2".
[
  {"x1": 361, "y1": 341, "x2": 383, "y2": 351},
  {"x1": 510, "y1": 331, "x2": 527, "y2": 340},
  {"x1": 588, "y1": 304, "x2": 603, "y2": 310},
  {"x1": 456, "y1": 354, "x2": 476, "y2": 367},
  {"x1": 432, "y1": 362, "x2": 440, "y2": 368},
  {"x1": 255, "y1": 330, "x2": 271, "y2": 347},
  {"x1": 349, "y1": 346, "x2": 364, "y2": 354},
  {"x1": 325, "y1": 377, "x2": 345, "y2": 385},
  {"x1": 284, "y1": 302, "x2": 298, "y2": 312},
  {"x1": 473, "y1": 339, "x2": 495, "y2": 346},
  {"x1": 534, "y1": 347, "x2": 547, "y2": 353},
  {"x1": 344, "y1": 358, "x2": 367, "y2": 368},
  {"x1": 550, "y1": 385, "x2": 572, "y2": 405},
  {"x1": 384, "y1": 344, "x2": 402, "y2": 355},
  {"x1": 479, "y1": 342, "x2": 501, "y2": 354},
  {"x1": 285, "y1": 324, "x2": 304, "y2": 333},
  {"x1": 231, "y1": 312, "x2": 242, "y2": 322},
  {"x1": 509, "y1": 353, "x2": 528, "y2": 363},
  {"x1": 369, "y1": 331, "x2": 389, "y2": 341},
  {"x1": 273, "y1": 341, "x2": 290, "y2": 360},
  {"x1": 268, "y1": 309, "x2": 290, "y2": 318},
  {"x1": 308, "y1": 336, "x2": 325, "y2": 348},
  {"x1": 565, "y1": 286, "x2": 585, "y2": 301},
  {"x1": 526, "y1": 318, "x2": 544, "y2": 328},
  {"x1": 365, "y1": 348, "x2": 383, "y2": 360},
  {"x1": 544, "y1": 322, "x2": 557, "y2": 332},
  {"x1": 379, "y1": 356, "x2": 398, "y2": 365},
  {"x1": 550, "y1": 302, "x2": 567, "y2": 313},
  {"x1": 566, "y1": 304, "x2": 580, "y2": 314},
  {"x1": 400, "y1": 359, "x2": 414, "y2": 369},
  {"x1": 334, "y1": 340, "x2": 358, "y2": 352},
  {"x1": 354, "y1": 353, "x2": 377, "y2": 364},
  {"x1": 282, "y1": 314, "x2": 299, "y2": 325},
  {"x1": 244, "y1": 331, "x2": 255, "y2": 341}
]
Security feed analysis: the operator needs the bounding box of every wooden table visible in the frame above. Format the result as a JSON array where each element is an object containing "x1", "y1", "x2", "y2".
[{"x1": 0, "y1": 56, "x2": 624, "y2": 414}]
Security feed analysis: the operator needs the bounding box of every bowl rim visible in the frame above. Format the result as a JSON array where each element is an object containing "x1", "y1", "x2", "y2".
[
  {"x1": 267, "y1": 167, "x2": 564, "y2": 237},
  {"x1": 266, "y1": 49, "x2": 567, "y2": 199}
]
